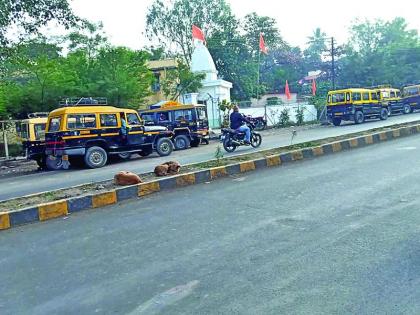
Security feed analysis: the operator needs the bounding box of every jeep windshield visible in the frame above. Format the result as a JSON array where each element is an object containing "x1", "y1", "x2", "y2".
[
  {"x1": 196, "y1": 107, "x2": 207, "y2": 121},
  {"x1": 141, "y1": 113, "x2": 155, "y2": 125},
  {"x1": 48, "y1": 117, "x2": 61, "y2": 132}
]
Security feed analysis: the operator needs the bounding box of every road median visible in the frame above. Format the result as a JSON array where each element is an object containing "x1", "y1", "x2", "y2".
[{"x1": 1, "y1": 121, "x2": 420, "y2": 231}]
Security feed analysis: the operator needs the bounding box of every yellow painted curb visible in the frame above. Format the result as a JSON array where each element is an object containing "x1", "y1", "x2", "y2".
[
  {"x1": 312, "y1": 146, "x2": 324, "y2": 156},
  {"x1": 379, "y1": 132, "x2": 387, "y2": 141},
  {"x1": 92, "y1": 191, "x2": 117, "y2": 208},
  {"x1": 393, "y1": 129, "x2": 400, "y2": 138},
  {"x1": 291, "y1": 150, "x2": 303, "y2": 161},
  {"x1": 239, "y1": 161, "x2": 256, "y2": 172},
  {"x1": 176, "y1": 173, "x2": 196, "y2": 186},
  {"x1": 138, "y1": 182, "x2": 160, "y2": 197},
  {"x1": 266, "y1": 155, "x2": 281, "y2": 167},
  {"x1": 210, "y1": 166, "x2": 228, "y2": 179},
  {"x1": 364, "y1": 135, "x2": 374, "y2": 144},
  {"x1": 39, "y1": 200, "x2": 68, "y2": 221},
  {"x1": 331, "y1": 142, "x2": 342, "y2": 152},
  {"x1": 0, "y1": 213, "x2": 10, "y2": 230},
  {"x1": 349, "y1": 139, "x2": 358, "y2": 148}
]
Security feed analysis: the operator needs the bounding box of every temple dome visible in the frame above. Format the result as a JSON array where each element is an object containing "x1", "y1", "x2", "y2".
[{"x1": 191, "y1": 40, "x2": 217, "y2": 81}]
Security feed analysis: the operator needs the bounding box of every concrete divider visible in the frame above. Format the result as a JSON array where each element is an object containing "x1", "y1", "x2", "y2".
[{"x1": 0, "y1": 124, "x2": 419, "y2": 231}]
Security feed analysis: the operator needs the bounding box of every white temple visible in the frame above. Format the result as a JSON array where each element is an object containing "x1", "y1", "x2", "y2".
[{"x1": 186, "y1": 40, "x2": 232, "y2": 128}]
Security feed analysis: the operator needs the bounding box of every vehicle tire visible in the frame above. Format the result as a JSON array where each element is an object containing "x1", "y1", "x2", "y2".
[
  {"x1": 156, "y1": 138, "x2": 173, "y2": 157},
  {"x1": 84, "y1": 146, "x2": 108, "y2": 169},
  {"x1": 403, "y1": 104, "x2": 411, "y2": 114},
  {"x1": 117, "y1": 152, "x2": 131, "y2": 160},
  {"x1": 354, "y1": 111, "x2": 364, "y2": 124},
  {"x1": 190, "y1": 138, "x2": 200, "y2": 147},
  {"x1": 46, "y1": 155, "x2": 63, "y2": 170},
  {"x1": 379, "y1": 108, "x2": 388, "y2": 120},
  {"x1": 223, "y1": 137, "x2": 236, "y2": 153},
  {"x1": 201, "y1": 138, "x2": 209, "y2": 145},
  {"x1": 174, "y1": 135, "x2": 190, "y2": 150},
  {"x1": 332, "y1": 118, "x2": 342, "y2": 126},
  {"x1": 139, "y1": 147, "x2": 153, "y2": 157},
  {"x1": 250, "y1": 133, "x2": 262, "y2": 148}
]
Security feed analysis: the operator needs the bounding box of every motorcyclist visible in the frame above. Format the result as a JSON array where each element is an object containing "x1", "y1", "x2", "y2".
[{"x1": 230, "y1": 105, "x2": 251, "y2": 144}]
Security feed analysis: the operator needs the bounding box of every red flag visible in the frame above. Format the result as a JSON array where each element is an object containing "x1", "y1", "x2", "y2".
[
  {"x1": 285, "y1": 80, "x2": 291, "y2": 100},
  {"x1": 312, "y1": 79, "x2": 317, "y2": 96},
  {"x1": 192, "y1": 25, "x2": 205, "y2": 43},
  {"x1": 259, "y1": 33, "x2": 268, "y2": 55}
]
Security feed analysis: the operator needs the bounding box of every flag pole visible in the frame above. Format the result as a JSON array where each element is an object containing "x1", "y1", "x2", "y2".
[{"x1": 257, "y1": 49, "x2": 260, "y2": 104}]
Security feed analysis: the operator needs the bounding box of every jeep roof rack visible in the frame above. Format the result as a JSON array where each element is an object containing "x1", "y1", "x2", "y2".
[
  {"x1": 27, "y1": 112, "x2": 49, "y2": 118},
  {"x1": 59, "y1": 97, "x2": 108, "y2": 107}
]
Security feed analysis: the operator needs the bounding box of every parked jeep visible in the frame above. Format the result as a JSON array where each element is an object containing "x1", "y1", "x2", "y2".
[
  {"x1": 44, "y1": 98, "x2": 173, "y2": 169},
  {"x1": 140, "y1": 101, "x2": 209, "y2": 150}
]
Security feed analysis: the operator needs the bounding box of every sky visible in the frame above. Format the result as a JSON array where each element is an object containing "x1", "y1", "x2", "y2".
[{"x1": 69, "y1": 0, "x2": 420, "y2": 50}]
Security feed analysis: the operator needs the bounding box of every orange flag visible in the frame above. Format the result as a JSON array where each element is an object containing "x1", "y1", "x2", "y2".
[
  {"x1": 192, "y1": 25, "x2": 206, "y2": 43},
  {"x1": 259, "y1": 33, "x2": 268, "y2": 54},
  {"x1": 285, "y1": 80, "x2": 291, "y2": 100},
  {"x1": 312, "y1": 79, "x2": 317, "y2": 96}
]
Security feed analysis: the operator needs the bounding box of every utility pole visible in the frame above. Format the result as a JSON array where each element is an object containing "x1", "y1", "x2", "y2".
[{"x1": 331, "y1": 37, "x2": 336, "y2": 90}]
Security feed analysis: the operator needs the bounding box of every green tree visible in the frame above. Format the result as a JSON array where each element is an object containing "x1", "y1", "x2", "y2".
[
  {"x1": 146, "y1": 0, "x2": 236, "y2": 64},
  {"x1": 0, "y1": 0, "x2": 80, "y2": 45},
  {"x1": 304, "y1": 28, "x2": 327, "y2": 71},
  {"x1": 94, "y1": 47, "x2": 153, "y2": 108},
  {"x1": 161, "y1": 61, "x2": 204, "y2": 101},
  {"x1": 338, "y1": 17, "x2": 420, "y2": 87}
]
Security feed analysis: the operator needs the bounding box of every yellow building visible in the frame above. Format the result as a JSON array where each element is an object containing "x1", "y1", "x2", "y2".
[{"x1": 142, "y1": 59, "x2": 178, "y2": 110}]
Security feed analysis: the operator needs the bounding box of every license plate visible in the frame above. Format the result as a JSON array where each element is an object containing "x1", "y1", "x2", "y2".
[{"x1": 335, "y1": 113, "x2": 343, "y2": 116}]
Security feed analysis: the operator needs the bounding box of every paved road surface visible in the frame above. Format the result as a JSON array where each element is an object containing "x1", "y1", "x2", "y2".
[
  {"x1": 1, "y1": 134, "x2": 420, "y2": 314},
  {"x1": 2, "y1": 112, "x2": 420, "y2": 201}
]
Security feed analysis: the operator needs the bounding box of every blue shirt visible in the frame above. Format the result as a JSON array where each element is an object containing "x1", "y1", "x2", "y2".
[{"x1": 230, "y1": 112, "x2": 246, "y2": 129}]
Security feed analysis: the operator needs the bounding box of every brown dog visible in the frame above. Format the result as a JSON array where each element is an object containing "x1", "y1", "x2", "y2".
[
  {"x1": 114, "y1": 171, "x2": 142, "y2": 186},
  {"x1": 163, "y1": 161, "x2": 181, "y2": 175},
  {"x1": 154, "y1": 164, "x2": 169, "y2": 176},
  {"x1": 154, "y1": 161, "x2": 181, "y2": 176}
]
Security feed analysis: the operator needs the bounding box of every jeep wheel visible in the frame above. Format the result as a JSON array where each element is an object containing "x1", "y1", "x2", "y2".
[
  {"x1": 84, "y1": 146, "x2": 108, "y2": 169},
  {"x1": 379, "y1": 108, "x2": 388, "y2": 120},
  {"x1": 354, "y1": 111, "x2": 364, "y2": 124},
  {"x1": 403, "y1": 104, "x2": 411, "y2": 114},
  {"x1": 332, "y1": 118, "x2": 342, "y2": 126},
  {"x1": 46, "y1": 155, "x2": 63, "y2": 170},
  {"x1": 174, "y1": 135, "x2": 190, "y2": 150},
  {"x1": 156, "y1": 138, "x2": 173, "y2": 157}
]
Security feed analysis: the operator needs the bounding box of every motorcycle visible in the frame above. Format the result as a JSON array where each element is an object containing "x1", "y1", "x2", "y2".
[
  {"x1": 220, "y1": 123, "x2": 262, "y2": 152},
  {"x1": 245, "y1": 115, "x2": 267, "y2": 131}
]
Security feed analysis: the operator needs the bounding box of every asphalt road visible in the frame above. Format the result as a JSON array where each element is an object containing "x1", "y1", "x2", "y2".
[
  {"x1": 2, "y1": 134, "x2": 420, "y2": 314},
  {"x1": 2, "y1": 112, "x2": 420, "y2": 201}
]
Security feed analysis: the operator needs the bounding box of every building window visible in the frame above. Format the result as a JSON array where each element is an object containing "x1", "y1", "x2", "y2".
[{"x1": 152, "y1": 72, "x2": 161, "y2": 92}]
